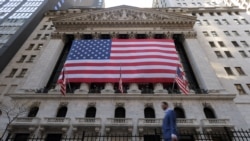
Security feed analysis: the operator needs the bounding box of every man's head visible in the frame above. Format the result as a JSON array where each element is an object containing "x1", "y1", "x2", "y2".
[{"x1": 161, "y1": 101, "x2": 168, "y2": 110}]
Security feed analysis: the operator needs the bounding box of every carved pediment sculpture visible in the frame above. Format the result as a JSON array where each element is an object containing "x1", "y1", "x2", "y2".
[{"x1": 51, "y1": 5, "x2": 196, "y2": 29}]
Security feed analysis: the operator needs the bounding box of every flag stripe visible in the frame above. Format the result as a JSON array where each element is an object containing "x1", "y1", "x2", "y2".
[
  {"x1": 64, "y1": 69, "x2": 176, "y2": 74},
  {"x1": 65, "y1": 62, "x2": 180, "y2": 67},
  {"x1": 65, "y1": 78, "x2": 175, "y2": 83}
]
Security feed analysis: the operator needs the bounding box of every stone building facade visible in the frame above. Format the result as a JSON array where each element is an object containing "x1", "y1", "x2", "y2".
[{"x1": 0, "y1": 4, "x2": 250, "y2": 141}]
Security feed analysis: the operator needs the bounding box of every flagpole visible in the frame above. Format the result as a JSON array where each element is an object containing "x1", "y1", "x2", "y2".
[
  {"x1": 171, "y1": 79, "x2": 176, "y2": 93},
  {"x1": 65, "y1": 67, "x2": 72, "y2": 93}
]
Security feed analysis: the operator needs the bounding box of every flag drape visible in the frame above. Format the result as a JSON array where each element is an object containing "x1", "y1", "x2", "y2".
[{"x1": 59, "y1": 39, "x2": 181, "y2": 83}]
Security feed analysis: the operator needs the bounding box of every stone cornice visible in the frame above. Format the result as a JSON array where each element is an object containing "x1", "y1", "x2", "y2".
[
  {"x1": 7, "y1": 94, "x2": 236, "y2": 101},
  {"x1": 186, "y1": 6, "x2": 245, "y2": 13}
]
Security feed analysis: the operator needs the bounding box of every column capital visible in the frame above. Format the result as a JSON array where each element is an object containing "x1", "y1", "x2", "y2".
[
  {"x1": 182, "y1": 31, "x2": 197, "y2": 39},
  {"x1": 51, "y1": 32, "x2": 66, "y2": 40},
  {"x1": 74, "y1": 33, "x2": 82, "y2": 40}
]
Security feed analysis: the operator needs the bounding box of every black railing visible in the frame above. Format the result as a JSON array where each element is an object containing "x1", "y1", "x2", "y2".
[{"x1": 3, "y1": 129, "x2": 250, "y2": 141}]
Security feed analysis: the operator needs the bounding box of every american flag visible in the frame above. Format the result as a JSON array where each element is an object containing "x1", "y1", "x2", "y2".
[
  {"x1": 60, "y1": 39, "x2": 180, "y2": 83},
  {"x1": 60, "y1": 68, "x2": 66, "y2": 96},
  {"x1": 175, "y1": 67, "x2": 189, "y2": 94}
]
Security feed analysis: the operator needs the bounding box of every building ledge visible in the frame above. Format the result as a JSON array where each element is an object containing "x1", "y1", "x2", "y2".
[{"x1": 7, "y1": 93, "x2": 236, "y2": 101}]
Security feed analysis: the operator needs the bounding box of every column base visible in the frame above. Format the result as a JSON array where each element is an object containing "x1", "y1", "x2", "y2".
[{"x1": 74, "y1": 89, "x2": 89, "y2": 94}]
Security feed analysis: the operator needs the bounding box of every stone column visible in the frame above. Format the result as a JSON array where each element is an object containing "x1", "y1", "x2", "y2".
[
  {"x1": 101, "y1": 83, "x2": 115, "y2": 94},
  {"x1": 21, "y1": 39, "x2": 65, "y2": 91},
  {"x1": 183, "y1": 37, "x2": 225, "y2": 93},
  {"x1": 127, "y1": 83, "x2": 141, "y2": 94},
  {"x1": 153, "y1": 83, "x2": 168, "y2": 94},
  {"x1": 74, "y1": 83, "x2": 89, "y2": 94}
]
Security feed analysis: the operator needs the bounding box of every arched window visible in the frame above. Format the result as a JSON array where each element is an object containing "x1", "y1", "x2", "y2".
[
  {"x1": 27, "y1": 106, "x2": 39, "y2": 117},
  {"x1": 204, "y1": 107, "x2": 216, "y2": 119},
  {"x1": 174, "y1": 107, "x2": 185, "y2": 118},
  {"x1": 85, "y1": 107, "x2": 96, "y2": 118},
  {"x1": 144, "y1": 107, "x2": 155, "y2": 118},
  {"x1": 56, "y1": 106, "x2": 67, "y2": 117},
  {"x1": 115, "y1": 107, "x2": 125, "y2": 118}
]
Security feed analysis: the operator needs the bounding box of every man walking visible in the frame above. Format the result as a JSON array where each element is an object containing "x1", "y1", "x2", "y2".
[{"x1": 161, "y1": 102, "x2": 178, "y2": 141}]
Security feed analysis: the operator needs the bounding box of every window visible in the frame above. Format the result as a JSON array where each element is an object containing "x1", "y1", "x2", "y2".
[
  {"x1": 196, "y1": 20, "x2": 202, "y2": 25},
  {"x1": 17, "y1": 69, "x2": 27, "y2": 77},
  {"x1": 224, "y1": 51, "x2": 233, "y2": 58},
  {"x1": 174, "y1": 107, "x2": 185, "y2": 118},
  {"x1": 224, "y1": 31, "x2": 231, "y2": 36},
  {"x1": 35, "y1": 44, "x2": 43, "y2": 50},
  {"x1": 232, "y1": 41, "x2": 240, "y2": 47},
  {"x1": 56, "y1": 106, "x2": 67, "y2": 117},
  {"x1": 33, "y1": 34, "x2": 41, "y2": 40},
  {"x1": 232, "y1": 31, "x2": 240, "y2": 36},
  {"x1": 239, "y1": 50, "x2": 248, "y2": 58},
  {"x1": 218, "y1": 41, "x2": 225, "y2": 47},
  {"x1": 202, "y1": 31, "x2": 209, "y2": 37},
  {"x1": 26, "y1": 44, "x2": 34, "y2": 50},
  {"x1": 199, "y1": 13, "x2": 203, "y2": 16},
  {"x1": 42, "y1": 34, "x2": 50, "y2": 40},
  {"x1": 204, "y1": 107, "x2": 216, "y2": 118},
  {"x1": 215, "y1": 51, "x2": 223, "y2": 58},
  {"x1": 85, "y1": 107, "x2": 96, "y2": 118},
  {"x1": 214, "y1": 19, "x2": 221, "y2": 25},
  {"x1": 17, "y1": 55, "x2": 26, "y2": 63},
  {"x1": 209, "y1": 41, "x2": 216, "y2": 47},
  {"x1": 209, "y1": 12, "x2": 214, "y2": 16},
  {"x1": 40, "y1": 25, "x2": 47, "y2": 30},
  {"x1": 235, "y1": 67, "x2": 246, "y2": 75},
  {"x1": 222, "y1": 19, "x2": 229, "y2": 25},
  {"x1": 242, "y1": 19, "x2": 249, "y2": 24},
  {"x1": 241, "y1": 41, "x2": 249, "y2": 47},
  {"x1": 13, "y1": 134, "x2": 30, "y2": 141},
  {"x1": 224, "y1": 67, "x2": 234, "y2": 75},
  {"x1": 217, "y1": 12, "x2": 221, "y2": 16},
  {"x1": 247, "y1": 84, "x2": 250, "y2": 90},
  {"x1": 27, "y1": 107, "x2": 39, "y2": 117},
  {"x1": 203, "y1": 20, "x2": 210, "y2": 25},
  {"x1": 235, "y1": 84, "x2": 246, "y2": 94},
  {"x1": 228, "y1": 12, "x2": 232, "y2": 15},
  {"x1": 144, "y1": 107, "x2": 155, "y2": 118},
  {"x1": 45, "y1": 134, "x2": 62, "y2": 141},
  {"x1": 211, "y1": 31, "x2": 218, "y2": 37},
  {"x1": 245, "y1": 30, "x2": 250, "y2": 36},
  {"x1": 233, "y1": 19, "x2": 241, "y2": 24},
  {"x1": 6, "y1": 68, "x2": 17, "y2": 77},
  {"x1": 115, "y1": 107, "x2": 125, "y2": 118},
  {"x1": 27, "y1": 55, "x2": 36, "y2": 62}
]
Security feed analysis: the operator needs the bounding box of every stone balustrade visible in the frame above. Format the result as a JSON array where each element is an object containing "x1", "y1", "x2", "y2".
[
  {"x1": 42, "y1": 117, "x2": 71, "y2": 126},
  {"x1": 138, "y1": 118, "x2": 162, "y2": 127},
  {"x1": 106, "y1": 118, "x2": 133, "y2": 126},
  {"x1": 177, "y1": 118, "x2": 199, "y2": 128},
  {"x1": 11, "y1": 117, "x2": 41, "y2": 126},
  {"x1": 74, "y1": 118, "x2": 102, "y2": 126},
  {"x1": 201, "y1": 119, "x2": 233, "y2": 128}
]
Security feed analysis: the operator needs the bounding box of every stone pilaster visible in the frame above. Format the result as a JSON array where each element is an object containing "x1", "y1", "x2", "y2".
[
  {"x1": 183, "y1": 38, "x2": 225, "y2": 93},
  {"x1": 21, "y1": 39, "x2": 65, "y2": 91}
]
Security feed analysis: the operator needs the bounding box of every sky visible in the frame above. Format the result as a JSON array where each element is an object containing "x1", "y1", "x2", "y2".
[{"x1": 105, "y1": 0, "x2": 153, "y2": 8}]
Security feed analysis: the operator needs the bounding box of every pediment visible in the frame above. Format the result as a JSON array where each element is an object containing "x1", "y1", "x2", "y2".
[{"x1": 51, "y1": 5, "x2": 196, "y2": 30}]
